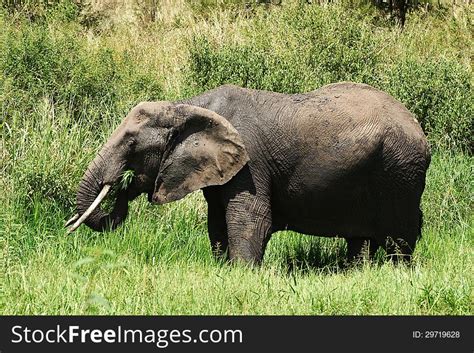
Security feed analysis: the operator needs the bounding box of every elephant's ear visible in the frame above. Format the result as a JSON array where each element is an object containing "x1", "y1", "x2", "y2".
[{"x1": 152, "y1": 104, "x2": 249, "y2": 204}]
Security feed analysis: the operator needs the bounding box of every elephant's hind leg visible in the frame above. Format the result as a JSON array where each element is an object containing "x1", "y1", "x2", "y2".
[
  {"x1": 376, "y1": 137, "x2": 428, "y2": 262},
  {"x1": 382, "y1": 206, "x2": 422, "y2": 263},
  {"x1": 376, "y1": 193, "x2": 422, "y2": 263},
  {"x1": 346, "y1": 238, "x2": 379, "y2": 263}
]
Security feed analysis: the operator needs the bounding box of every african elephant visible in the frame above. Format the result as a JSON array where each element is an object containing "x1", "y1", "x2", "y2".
[{"x1": 66, "y1": 82, "x2": 431, "y2": 264}]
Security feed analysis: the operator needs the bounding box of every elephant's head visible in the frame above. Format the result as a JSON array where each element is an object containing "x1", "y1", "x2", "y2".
[{"x1": 66, "y1": 102, "x2": 249, "y2": 233}]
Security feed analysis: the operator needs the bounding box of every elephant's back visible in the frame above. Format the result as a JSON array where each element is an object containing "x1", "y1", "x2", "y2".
[
  {"x1": 307, "y1": 82, "x2": 425, "y2": 137},
  {"x1": 299, "y1": 82, "x2": 429, "y2": 156}
]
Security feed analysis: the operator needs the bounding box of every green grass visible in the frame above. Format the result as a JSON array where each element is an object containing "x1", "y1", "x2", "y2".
[{"x1": 1, "y1": 0, "x2": 473, "y2": 315}]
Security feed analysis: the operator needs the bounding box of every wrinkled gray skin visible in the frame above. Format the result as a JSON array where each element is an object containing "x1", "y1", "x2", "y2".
[{"x1": 74, "y1": 82, "x2": 431, "y2": 264}]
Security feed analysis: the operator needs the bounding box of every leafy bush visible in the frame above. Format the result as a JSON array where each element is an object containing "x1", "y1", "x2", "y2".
[
  {"x1": 384, "y1": 59, "x2": 473, "y2": 152},
  {"x1": 189, "y1": 37, "x2": 308, "y2": 93},
  {"x1": 188, "y1": 0, "x2": 261, "y2": 16},
  {"x1": 1, "y1": 0, "x2": 82, "y2": 22},
  {"x1": 0, "y1": 19, "x2": 164, "y2": 126},
  {"x1": 187, "y1": 4, "x2": 383, "y2": 93}
]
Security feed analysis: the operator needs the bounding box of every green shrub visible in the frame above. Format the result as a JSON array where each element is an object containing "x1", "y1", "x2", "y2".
[
  {"x1": 282, "y1": 3, "x2": 383, "y2": 85},
  {"x1": 383, "y1": 59, "x2": 473, "y2": 153},
  {"x1": 188, "y1": 0, "x2": 262, "y2": 17},
  {"x1": 187, "y1": 4, "x2": 382, "y2": 94},
  {"x1": 0, "y1": 19, "x2": 164, "y2": 127},
  {"x1": 1, "y1": 0, "x2": 82, "y2": 22},
  {"x1": 188, "y1": 37, "x2": 309, "y2": 93}
]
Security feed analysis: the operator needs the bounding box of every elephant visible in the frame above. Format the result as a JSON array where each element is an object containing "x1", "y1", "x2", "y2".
[{"x1": 66, "y1": 82, "x2": 431, "y2": 265}]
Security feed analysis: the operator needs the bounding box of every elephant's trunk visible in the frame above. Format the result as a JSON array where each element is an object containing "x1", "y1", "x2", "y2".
[
  {"x1": 72, "y1": 150, "x2": 129, "y2": 232},
  {"x1": 68, "y1": 184, "x2": 111, "y2": 233}
]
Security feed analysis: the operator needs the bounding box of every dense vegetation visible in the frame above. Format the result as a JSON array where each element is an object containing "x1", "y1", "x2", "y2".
[{"x1": 1, "y1": 0, "x2": 472, "y2": 314}]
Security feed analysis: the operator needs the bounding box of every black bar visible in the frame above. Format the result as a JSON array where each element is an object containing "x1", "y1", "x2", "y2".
[{"x1": 0, "y1": 316, "x2": 471, "y2": 353}]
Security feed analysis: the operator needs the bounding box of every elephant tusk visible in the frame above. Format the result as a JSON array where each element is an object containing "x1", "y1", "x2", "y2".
[
  {"x1": 67, "y1": 184, "x2": 111, "y2": 234},
  {"x1": 64, "y1": 213, "x2": 79, "y2": 227}
]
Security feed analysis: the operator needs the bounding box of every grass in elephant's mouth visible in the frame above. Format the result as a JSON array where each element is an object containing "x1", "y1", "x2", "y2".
[
  {"x1": 100, "y1": 170, "x2": 135, "y2": 213},
  {"x1": 120, "y1": 170, "x2": 135, "y2": 190}
]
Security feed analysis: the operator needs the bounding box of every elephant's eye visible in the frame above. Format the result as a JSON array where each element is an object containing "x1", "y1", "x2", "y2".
[{"x1": 127, "y1": 139, "x2": 137, "y2": 148}]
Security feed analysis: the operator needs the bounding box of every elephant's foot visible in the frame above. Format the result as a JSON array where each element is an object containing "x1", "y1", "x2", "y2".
[
  {"x1": 210, "y1": 239, "x2": 229, "y2": 261},
  {"x1": 227, "y1": 236, "x2": 266, "y2": 266},
  {"x1": 346, "y1": 238, "x2": 379, "y2": 265},
  {"x1": 384, "y1": 237, "x2": 415, "y2": 264}
]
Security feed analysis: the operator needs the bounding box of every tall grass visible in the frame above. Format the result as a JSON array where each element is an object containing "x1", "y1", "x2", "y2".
[{"x1": 1, "y1": 0, "x2": 472, "y2": 314}]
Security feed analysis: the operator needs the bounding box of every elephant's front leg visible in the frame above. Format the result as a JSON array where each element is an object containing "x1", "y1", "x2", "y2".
[
  {"x1": 225, "y1": 192, "x2": 272, "y2": 265},
  {"x1": 204, "y1": 188, "x2": 228, "y2": 259},
  {"x1": 207, "y1": 206, "x2": 228, "y2": 259}
]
